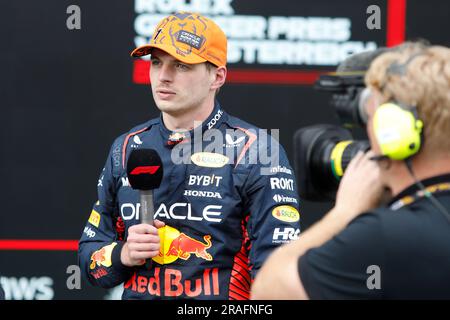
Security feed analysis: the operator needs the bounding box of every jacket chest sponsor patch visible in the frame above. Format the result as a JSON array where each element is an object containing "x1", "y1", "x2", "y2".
[
  {"x1": 184, "y1": 189, "x2": 222, "y2": 199},
  {"x1": 120, "y1": 202, "x2": 223, "y2": 222},
  {"x1": 272, "y1": 205, "x2": 300, "y2": 222},
  {"x1": 191, "y1": 152, "x2": 229, "y2": 168}
]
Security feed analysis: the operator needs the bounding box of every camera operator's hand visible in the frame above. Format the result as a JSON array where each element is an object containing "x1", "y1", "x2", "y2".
[
  {"x1": 332, "y1": 150, "x2": 388, "y2": 224},
  {"x1": 120, "y1": 219, "x2": 165, "y2": 267}
]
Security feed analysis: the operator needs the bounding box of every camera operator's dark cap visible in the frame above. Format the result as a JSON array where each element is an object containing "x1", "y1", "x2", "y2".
[{"x1": 336, "y1": 47, "x2": 390, "y2": 73}]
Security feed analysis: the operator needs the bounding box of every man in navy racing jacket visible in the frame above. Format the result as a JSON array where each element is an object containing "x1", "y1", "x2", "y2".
[{"x1": 78, "y1": 12, "x2": 300, "y2": 300}]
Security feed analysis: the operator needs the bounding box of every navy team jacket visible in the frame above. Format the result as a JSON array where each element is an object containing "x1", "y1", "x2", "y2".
[{"x1": 78, "y1": 102, "x2": 301, "y2": 300}]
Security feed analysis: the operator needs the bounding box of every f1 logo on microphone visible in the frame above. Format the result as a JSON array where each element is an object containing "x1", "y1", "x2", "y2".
[{"x1": 130, "y1": 166, "x2": 160, "y2": 175}]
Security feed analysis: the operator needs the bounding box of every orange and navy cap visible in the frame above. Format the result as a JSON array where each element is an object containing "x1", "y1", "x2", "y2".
[{"x1": 130, "y1": 12, "x2": 227, "y2": 68}]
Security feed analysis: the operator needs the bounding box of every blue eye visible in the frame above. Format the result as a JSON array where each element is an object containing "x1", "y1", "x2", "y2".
[{"x1": 176, "y1": 63, "x2": 189, "y2": 70}]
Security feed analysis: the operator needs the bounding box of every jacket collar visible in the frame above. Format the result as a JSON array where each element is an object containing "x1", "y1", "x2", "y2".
[{"x1": 158, "y1": 101, "x2": 227, "y2": 146}]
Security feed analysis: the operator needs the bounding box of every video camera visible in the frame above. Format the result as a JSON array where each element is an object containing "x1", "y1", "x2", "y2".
[{"x1": 294, "y1": 48, "x2": 389, "y2": 201}]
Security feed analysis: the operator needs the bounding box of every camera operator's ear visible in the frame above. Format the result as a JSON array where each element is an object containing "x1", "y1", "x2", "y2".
[{"x1": 373, "y1": 103, "x2": 423, "y2": 160}]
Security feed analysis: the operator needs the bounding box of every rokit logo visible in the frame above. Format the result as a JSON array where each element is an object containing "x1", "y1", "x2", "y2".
[
  {"x1": 270, "y1": 177, "x2": 294, "y2": 191},
  {"x1": 272, "y1": 228, "x2": 300, "y2": 244},
  {"x1": 121, "y1": 203, "x2": 223, "y2": 222},
  {"x1": 188, "y1": 174, "x2": 223, "y2": 187},
  {"x1": 0, "y1": 276, "x2": 54, "y2": 300}
]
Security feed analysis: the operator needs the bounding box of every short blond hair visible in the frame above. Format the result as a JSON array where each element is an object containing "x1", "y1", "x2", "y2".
[{"x1": 365, "y1": 42, "x2": 450, "y2": 153}]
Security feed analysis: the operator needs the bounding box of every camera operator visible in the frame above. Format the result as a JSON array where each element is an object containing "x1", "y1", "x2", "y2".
[{"x1": 252, "y1": 42, "x2": 450, "y2": 299}]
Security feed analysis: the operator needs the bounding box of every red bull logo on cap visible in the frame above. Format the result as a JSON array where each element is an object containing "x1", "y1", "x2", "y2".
[{"x1": 153, "y1": 226, "x2": 213, "y2": 265}]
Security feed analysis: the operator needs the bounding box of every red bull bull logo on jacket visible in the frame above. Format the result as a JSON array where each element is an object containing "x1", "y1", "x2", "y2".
[
  {"x1": 153, "y1": 226, "x2": 213, "y2": 265},
  {"x1": 89, "y1": 243, "x2": 117, "y2": 269}
]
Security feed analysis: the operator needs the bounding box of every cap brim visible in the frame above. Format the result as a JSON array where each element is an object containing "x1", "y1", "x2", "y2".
[{"x1": 130, "y1": 44, "x2": 207, "y2": 65}]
